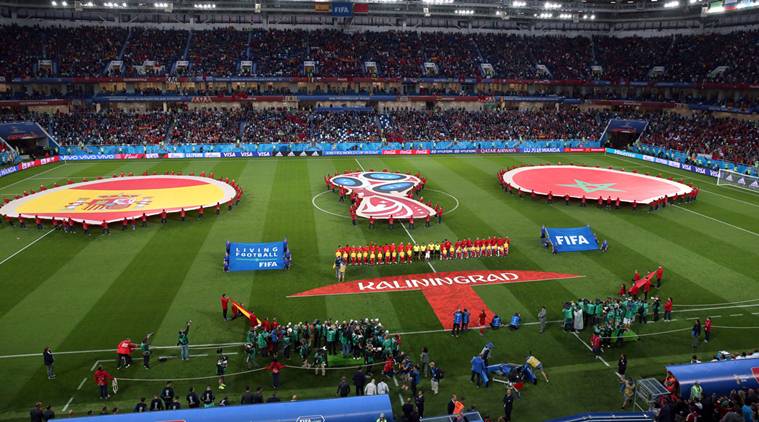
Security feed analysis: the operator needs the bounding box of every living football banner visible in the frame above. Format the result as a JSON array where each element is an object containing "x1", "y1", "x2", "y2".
[
  {"x1": 546, "y1": 226, "x2": 599, "y2": 253},
  {"x1": 229, "y1": 241, "x2": 286, "y2": 271}
]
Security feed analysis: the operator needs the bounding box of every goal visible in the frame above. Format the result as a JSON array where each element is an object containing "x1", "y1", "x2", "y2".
[{"x1": 717, "y1": 168, "x2": 759, "y2": 193}]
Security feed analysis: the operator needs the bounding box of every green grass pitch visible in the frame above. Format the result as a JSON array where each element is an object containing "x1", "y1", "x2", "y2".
[{"x1": 0, "y1": 153, "x2": 757, "y2": 421}]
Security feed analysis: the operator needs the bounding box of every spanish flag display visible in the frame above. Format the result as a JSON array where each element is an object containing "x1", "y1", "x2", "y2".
[
  {"x1": 231, "y1": 300, "x2": 261, "y2": 325},
  {"x1": 0, "y1": 175, "x2": 237, "y2": 224}
]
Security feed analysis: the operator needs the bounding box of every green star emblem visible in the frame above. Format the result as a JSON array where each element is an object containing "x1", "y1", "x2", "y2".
[{"x1": 558, "y1": 179, "x2": 624, "y2": 194}]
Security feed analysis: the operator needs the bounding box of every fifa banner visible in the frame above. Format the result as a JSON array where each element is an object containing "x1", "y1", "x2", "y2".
[
  {"x1": 546, "y1": 226, "x2": 599, "y2": 253},
  {"x1": 229, "y1": 241, "x2": 286, "y2": 272}
]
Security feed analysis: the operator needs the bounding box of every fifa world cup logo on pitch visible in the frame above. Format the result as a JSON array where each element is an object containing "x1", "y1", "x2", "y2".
[{"x1": 329, "y1": 172, "x2": 436, "y2": 220}]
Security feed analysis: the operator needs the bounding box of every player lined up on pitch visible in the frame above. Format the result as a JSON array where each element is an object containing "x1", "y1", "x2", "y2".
[{"x1": 334, "y1": 236, "x2": 510, "y2": 267}]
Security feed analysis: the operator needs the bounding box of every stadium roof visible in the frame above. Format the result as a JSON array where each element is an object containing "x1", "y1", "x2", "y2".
[{"x1": 2, "y1": 0, "x2": 759, "y2": 29}]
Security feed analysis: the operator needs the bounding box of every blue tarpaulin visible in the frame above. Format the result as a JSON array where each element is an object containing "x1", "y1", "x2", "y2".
[
  {"x1": 546, "y1": 226, "x2": 599, "y2": 253},
  {"x1": 229, "y1": 240, "x2": 286, "y2": 271}
]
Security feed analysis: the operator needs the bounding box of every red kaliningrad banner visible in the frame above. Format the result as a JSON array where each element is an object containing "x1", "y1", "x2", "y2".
[{"x1": 290, "y1": 270, "x2": 581, "y2": 329}]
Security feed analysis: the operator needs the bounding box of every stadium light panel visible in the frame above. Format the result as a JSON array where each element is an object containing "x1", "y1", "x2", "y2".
[
  {"x1": 512, "y1": 0, "x2": 527, "y2": 6},
  {"x1": 544, "y1": 1, "x2": 562, "y2": 8},
  {"x1": 664, "y1": 0, "x2": 679, "y2": 7},
  {"x1": 61, "y1": 0, "x2": 67, "y2": 5},
  {"x1": 423, "y1": 6, "x2": 431, "y2": 15},
  {"x1": 455, "y1": 8, "x2": 475, "y2": 14},
  {"x1": 422, "y1": 0, "x2": 454, "y2": 4},
  {"x1": 51, "y1": 0, "x2": 57, "y2": 5}
]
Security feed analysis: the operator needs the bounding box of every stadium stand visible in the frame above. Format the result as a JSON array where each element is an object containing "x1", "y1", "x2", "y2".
[{"x1": 2, "y1": 26, "x2": 759, "y2": 82}]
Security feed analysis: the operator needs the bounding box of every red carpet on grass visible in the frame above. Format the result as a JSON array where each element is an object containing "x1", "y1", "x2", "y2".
[{"x1": 290, "y1": 270, "x2": 581, "y2": 329}]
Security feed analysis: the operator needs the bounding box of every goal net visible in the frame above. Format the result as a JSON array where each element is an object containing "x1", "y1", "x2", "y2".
[{"x1": 717, "y1": 168, "x2": 759, "y2": 193}]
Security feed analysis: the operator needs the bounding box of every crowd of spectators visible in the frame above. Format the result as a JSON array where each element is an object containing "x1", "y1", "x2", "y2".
[
  {"x1": 383, "y1": 109, "x2": 602, "y2": 142},
  {"x1": 186, "y1": 28, "x2": 249, "y2": 77},
  {"x1": 2, "y1": 25, "x2": 759, "y2": 82},
  {"x1": 3, "y1": 106, "x2": 755, "y2": 168},
  {"x1": 639, "y1": 112, "x2": 759, "y2": 166},
  {"x1": 122, "y1": 28, "x2": 188, "y2": 76},
  {"x1": 241, "y1": 109, "x2": 309, "y2": 143},
  {"x1": 42, "y1": 110, "x2": 172, "y2": 145},
  {"x1": 168, "y1": 109, "x2": 243, "y2": 144},
  {"x1": 655, "y1": 351, "x2": 759, "y2": 422}
]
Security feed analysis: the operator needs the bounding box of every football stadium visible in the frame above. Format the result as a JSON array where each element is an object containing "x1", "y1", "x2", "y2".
[{"x1": 0, "y1": 1, "x2": 758, "y2": 422}]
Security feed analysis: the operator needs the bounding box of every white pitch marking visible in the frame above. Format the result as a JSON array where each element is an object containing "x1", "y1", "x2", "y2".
[
  {"x1": 77, "y1": 377, "x2": 87, "y2": 390},
  {"x1": 673, "y1": 205, "x2": 759, "y2": 237},
  {"x1": 354, "y1": 158, "x2": 366, "y2": 171},
  {"x1": 400, "y1": 222, "x2": 437, "y2": 273},
  {"x1": 0, "y1": 163, "x2": 64, "y2": 192},
  {"x1": 571, "y1": 331, "x2": 610, "y2": 367},
  {"x1": 0, "y1": 229, "x2": 55, "y2": 266},
  {"x1": 62, "y1": 396, "x2": 74, "y2": 412},
  {"x1": 729, "y1": 313, "x2": 744, "y2": 317},
  {"x1": 606, "y1": 155, "x2": 759, "y2": 208}
]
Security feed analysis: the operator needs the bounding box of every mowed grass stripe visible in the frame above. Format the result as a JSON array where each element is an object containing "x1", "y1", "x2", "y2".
[
  {"x1": 3, "y1": 161, "x2": 203, "y2": 410},
  {"x1": 0, "y1": 160, "x2": 171, "y2": 319},
  {"x1": 150, "y1": 160, "x2": 253, "y2": 347},
  {"x1": 246, "y1": 160, "x2": 328, "y2": 325}
]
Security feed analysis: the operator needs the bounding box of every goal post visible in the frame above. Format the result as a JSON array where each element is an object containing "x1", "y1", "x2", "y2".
[{"x1": 716, "y1": 168, "x2": 759, "y2": 194}]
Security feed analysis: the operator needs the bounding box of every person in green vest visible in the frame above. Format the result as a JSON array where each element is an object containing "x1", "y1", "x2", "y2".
[
  {"x1": 690, "y1": 381, "x2": 703, "y2": 401},
  {"x1": 314, "y1": 347, "x2": 327, "y2": 376},
  {"x1": 246, "y1": 329, "x2": 256, "y2": 345},
  {"x1": 326, "y1": 325, "x2": 337, "y2": 355},
  {"x1": 638, "y1": 301, "x2": 649, "y2": 324},
  {"x1": 562, "y1": 304, "x2": 573, "y2": 331},
  {"x1": 624, "y1": 304, "x2": 636, "y2": 327},
  {"x1": 177, "y1": 321, "x2": 191, "y2": 361},
  {"x1": 595, "y1": 300, "x2": 604, "y2": 325},
  {"x1": 601, "y1": 324, "x2": 613, "y2": 348},
  {"x1": 281, "y1": 329, "x2": 292, "y2": 359},
  {"x1": 256, "y1": 331, "x2": 268, "y2": 357},
  {"x1": 244, "y1": 342, "x2": 257, "y2": 368},
  {"x1": 140, "y1": 332, "x2": 153, "y2": 369},
  {"x1": 298, "y1": 339, "x2": 311, "y2": 363},
  {"x1": 314, "y1": 321, "x2": 323, "y2": 348},
  {"x1": 382, "y1": 336, "x2": 394, "y2": 358},
  {"x1": 585, "y1": 300, "x2": 596, "y2": 327},
  {"x1": 339, "y1": 329, "x2": 350, "y2": 357}
]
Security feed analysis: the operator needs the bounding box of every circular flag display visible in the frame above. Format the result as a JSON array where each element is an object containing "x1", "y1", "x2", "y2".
[
  {"x1": 0, "y1": 176, "x2": 237, "y2": 223},
  {"x1": 501, "y1": 165, "x2": 693, "y2": 204}
]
